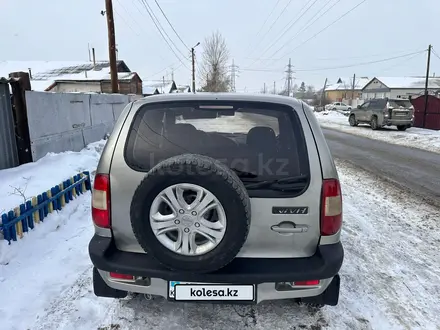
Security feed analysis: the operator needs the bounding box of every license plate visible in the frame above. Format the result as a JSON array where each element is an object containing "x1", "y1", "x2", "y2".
[{"x1": 168, "y1": 281, "x2": 255, "y2": 302}]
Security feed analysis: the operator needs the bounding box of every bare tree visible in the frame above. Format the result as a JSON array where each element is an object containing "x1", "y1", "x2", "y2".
[
  {"x1": 200, "y1": 31, "x2": 230, "y2": 92},
  {"x1": 8, "y1": 177, "x2": 30, "y2": 204}
]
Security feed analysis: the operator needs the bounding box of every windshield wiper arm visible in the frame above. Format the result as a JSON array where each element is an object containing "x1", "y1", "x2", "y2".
[
  {"x1": 231, "y1": 168, "x2": 258, "y2": 178},
  {"x1": 244, "y1": 174, "x2": 309, "y2": 190}
]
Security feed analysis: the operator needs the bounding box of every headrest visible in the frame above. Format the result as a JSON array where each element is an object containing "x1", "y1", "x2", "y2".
[{"x1": 246, "y1": 126, "x2": 277, "y2": 147}]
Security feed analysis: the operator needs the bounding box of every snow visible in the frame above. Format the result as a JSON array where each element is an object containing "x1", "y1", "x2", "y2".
[
  {"x1": 0, "y1": 140, "x2": 106, "y2": 220},
  {"x1": 373, "y1": 76, "x2": 440, "y2": 89},
  {"x1": 0, "y1": 60, "x2": 93, "y2": 79},
  {"x1": 315, "y1": 110, "x2": 440, "y2": 153},
  {"x1": 0, "y1": 141, "x2": 439, "y2": 328},
  {"x1": 143, "y1": 80, "x2": 175, "y2": 94},
  {"x1": 325, "y1": 77, "x2": 371, "y2": 91}
]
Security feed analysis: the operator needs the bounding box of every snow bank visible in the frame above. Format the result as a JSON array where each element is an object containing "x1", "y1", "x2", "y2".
[
  {"x1": 315, "y1": 110, "x2": 440, "y2": 154},
  {"x1": 0, "y1": 140, "x2": 106, "y2": 215}
]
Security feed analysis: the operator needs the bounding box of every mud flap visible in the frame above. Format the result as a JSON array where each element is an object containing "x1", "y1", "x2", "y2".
[
  {"x1": 93, "y1": 267, "x2": 128, "y2": 299},
  {"x1": 302, "y1": 274, "x2": 340, "y2": 306}
]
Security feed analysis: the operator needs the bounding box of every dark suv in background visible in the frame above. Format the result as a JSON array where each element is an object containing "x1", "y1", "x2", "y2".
[{"x1": 349, "y1": 98, "x2": 414, "y2": 131}]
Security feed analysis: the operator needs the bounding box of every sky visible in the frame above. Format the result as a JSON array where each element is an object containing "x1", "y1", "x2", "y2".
[{"x1": 1, "y1": 0, "x2": 440, "y2": 92}]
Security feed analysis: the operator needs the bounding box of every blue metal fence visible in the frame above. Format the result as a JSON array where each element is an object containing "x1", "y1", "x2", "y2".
[{"x1": 0, "y1": 171, "x2": 91, "y2": 243}]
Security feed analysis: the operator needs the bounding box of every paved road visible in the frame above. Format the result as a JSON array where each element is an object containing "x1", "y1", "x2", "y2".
[{"x1": 323, "y1": 127, "x2": 440, "y2": 207}]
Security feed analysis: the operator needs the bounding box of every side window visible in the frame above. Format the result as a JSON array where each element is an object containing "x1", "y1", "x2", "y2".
[
  {"x1": 368, "y1": 100, "x2": 378, "y2": 109},
  {"x1": 360, "y1": 102, "x2": 370, "y2": 109},
  {"x1": 335, "y1": 102, "x2": 340, "y2": 106},
  {"x1": 341, "y1": 103, "x2": 347, "y2": 107}
]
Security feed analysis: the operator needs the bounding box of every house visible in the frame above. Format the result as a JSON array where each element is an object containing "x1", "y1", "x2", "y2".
[
  {"x1": 362, "y1": 76, "x2": 440, "y2": 100},
  {"x1": 142, "y1": 80, "x2": 177, "y2": 95},
  {"x1": 325, "y1": 77, "x2": 370, "y2": 102},
  {"x1": 46, "y1": 72, "x2": 143, "y2": 95},
  {"x1": 173, "y1": 84, "x2": 191, "y2": 93},
  {"x1": 0, "y1": 60, "x2": 143, "y2": 95}
]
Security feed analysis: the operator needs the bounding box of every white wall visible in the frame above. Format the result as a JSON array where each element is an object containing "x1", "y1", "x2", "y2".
[{"x1": 51, "y1": 82, "x2": 101, "y2": 93}]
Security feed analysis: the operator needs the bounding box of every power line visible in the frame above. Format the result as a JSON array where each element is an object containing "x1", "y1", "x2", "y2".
[
  {"x1": 248, "y1": 0, "x2": 318, "y2": 68},
  {"x1": 266, "y1": 0, "x2": 338, "y2": 61},
  {"x1": 379, "y1": 51, "x2": 426, "y2": 74},
  {"x1": 279, "y1": 0, "x2": 368, "y2": 59},
  {"x1": 153, "y1": 0, "x2": 189, "y2": 50},
  {"x1": 248, "y1": 0, "x2": 294, "y2": 58},
  {"x1": 294, "y1": 50, "x2": 427, "y2": 71},
  {"x1": 245, "y1": 0, "x2": 282, "y2": 54},
  {"x1": 137, "y1": 0, "x2": 190, "y2": 69},
  {"x1": 432, "y1": 48, "x2": 440, "y2": 61},
  {"x1": 113, "y1": 7, "x2": 141, "y2": 37},
  {"x1": 241, "y1": 50, "x2": 426, "y2": 73},
  {"x1": 140, "y1": 0, "x2": 188, "y2": 59}
]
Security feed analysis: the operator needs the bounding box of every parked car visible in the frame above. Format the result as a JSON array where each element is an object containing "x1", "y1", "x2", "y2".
[
  {"x1": 88, "y1": 93, "x2": 344, "y2": 307},
  {"x1": 325, "y1": 101, "x2": 352, "y2": 112},
  {"x1": 348, "y1": 98, "x2": 414, "y2": 131}
]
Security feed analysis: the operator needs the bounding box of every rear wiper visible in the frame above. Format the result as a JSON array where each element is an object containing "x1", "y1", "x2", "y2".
[
  {"x1": 231, "y1": 168, "x2": 258, "y2": 178},
  {"x1": 244, "y1": 174, "x2": 309, "y2": 190}
]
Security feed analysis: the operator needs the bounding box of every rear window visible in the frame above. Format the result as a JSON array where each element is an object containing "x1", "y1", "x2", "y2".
[
  {"x1": 389, "y1": 100, "x2": 412, "y2": 108},
  {"x1": 124, "y1": 101, "x2": 310, "y2": 182}
]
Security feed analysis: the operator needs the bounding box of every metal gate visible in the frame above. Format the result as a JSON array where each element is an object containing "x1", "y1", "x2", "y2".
[{"x1": 0, "y1": 79, "x2": 19, "y2": 170}]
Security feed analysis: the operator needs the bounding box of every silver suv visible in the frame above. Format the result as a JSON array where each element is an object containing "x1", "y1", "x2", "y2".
[
  {"x1": 349, "y1": 98, "x2": 414, "y2": 131},
  {"x1": 88, "y1": 93, "x2": 344, "y2": 307}
]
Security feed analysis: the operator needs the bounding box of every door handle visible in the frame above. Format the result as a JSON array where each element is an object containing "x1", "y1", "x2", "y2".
[{"x1": 271, "y1": 223, "x2": 308, "y2": 234}]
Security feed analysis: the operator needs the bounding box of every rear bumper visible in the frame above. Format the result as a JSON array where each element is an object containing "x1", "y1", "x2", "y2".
[
  {"x1": 89, "y1": 235, "x2": 343, "y2": 303},
  {"x1": 384, "y1": 118, "x2": 413, "y2": 126}
]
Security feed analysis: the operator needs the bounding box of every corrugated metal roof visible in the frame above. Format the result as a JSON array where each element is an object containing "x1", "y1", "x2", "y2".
[{"x1": 0, "y1": 60, "x2": 132, "y2": 92}]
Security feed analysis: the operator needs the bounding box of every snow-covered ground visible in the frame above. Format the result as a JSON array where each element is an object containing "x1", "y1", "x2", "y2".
[
  {"x1": 315, "y1": 110, "x2": 440, "y2": 154},
  {"x1": 1, "y1": 142, "x2": 439, "y2": 329},
  {"x1": 0, "y1": 140, "x2": 106, "y2": 215}
]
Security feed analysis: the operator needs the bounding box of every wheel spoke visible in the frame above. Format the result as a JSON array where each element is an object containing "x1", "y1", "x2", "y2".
[
  {"x1": 176, "y1": 185, "x2": 190, "y2": 210},
  {"x1": 163, "y1": 187, "x2": 183, "y2": 211},
  {"x1": 181, "y1": 231, "x2": 190, "y2": 254},
  {"x1": 200, "y1": 218, "x2": 224, "y2": 230},
  {"x1": 188, "y1": 187, "x2": 204, "y2": 210},
  {"x1": 199, "y1": 202, "x2": 218, "y2": 218},
  {"x1": 151, "y1": 212, "x2": 175, "y2": 222},
  {"x1": 196, "y1": 219, "x2": 224, "y2": 242},
  {"x1": 151, "y1": 219, "x2": 177, "y2": 233},
  {"x1": 194, "y1": 192, "x2": 216, "y2": 214},
  {"x1": 173, "y1": 229, "x2": 183, "y2": 251}
]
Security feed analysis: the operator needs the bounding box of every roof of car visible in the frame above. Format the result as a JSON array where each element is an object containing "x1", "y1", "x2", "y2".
[{"x1": 134, "y1": 92, "x2": 305, "y2": 108}]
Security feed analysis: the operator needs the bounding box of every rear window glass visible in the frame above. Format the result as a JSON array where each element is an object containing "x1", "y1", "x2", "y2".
[
  {"x1": 124, "y1": 101, "x2": 310, "y2": 181},
  {"x1": 389, "y1": 100, "x2": 412, "y2": 108}
]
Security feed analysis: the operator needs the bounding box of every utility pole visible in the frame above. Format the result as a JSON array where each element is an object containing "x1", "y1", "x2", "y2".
[
  {"x1": 351, "y1": 74, "x2": 356, "y2": 106},
  {"x1": 263, "y1": 82, "x2": 266, "y2": 94},
  {"x1": 285, "y1": 58, "x2": 293, "y2": 97},
  {"x1": 229, "y1": 59, "x2": 239, "y2": 92},
  {"x1": 423, "y1": 44, "x2": 432, "y2": 128},
  {"x1": 273, "y1": 81, "x2": 276, "y2": 94},
  {"x1": 105, "y1": 0, "x2": 118, "y2": 93},
  {"x1": 191, "y1": 42, "x2": 200, "y2": 93},
  {"x1": 162, "y1": 76, "x2": 165, "y2": 93},
  {"x1": 320, "y1": 78, "x2": 328, "y2": 107}
]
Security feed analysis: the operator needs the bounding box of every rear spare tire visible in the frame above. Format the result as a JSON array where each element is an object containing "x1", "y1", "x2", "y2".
[{"x1": 130, "y1": 154, "x2": 251, "y2": 273}]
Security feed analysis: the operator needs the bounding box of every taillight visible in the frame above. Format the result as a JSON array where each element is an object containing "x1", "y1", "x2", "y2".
[
  {"x1": 109, "y1": 272, "x2": 134, "y2": 281},
  {"x1": 294, "y1": 280, "x2": 320, "y2": 286},
  {"x1": 321, "y1": 179, "x2": 342, "y2": 235},
  {"x1": 92, "y1": 174, "x2": 111, "y2": 228}
]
